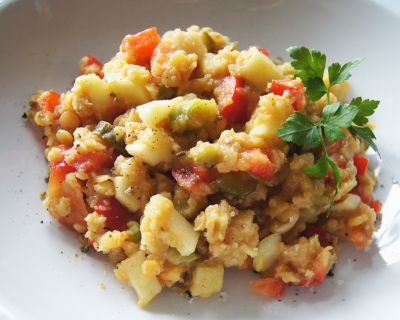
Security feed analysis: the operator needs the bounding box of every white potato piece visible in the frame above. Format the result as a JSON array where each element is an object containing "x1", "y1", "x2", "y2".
[
  {"x1": 252, "y1": 233, "x2": 282, "y2": 272},
  {"x1": 114, "y1": 156, "x2": 153, "y2": 213},
  {"x1": 229, "y1": 47, "x2": 283, "y2": 90},
  {"x1": 125, "y1": 128, "x2": 176, "y2": 167},
  {"x1": 190, "y1": 263, "x2": 224, "y2": 298},
  {"x1": 71, "y1": 74, "x2": 113, "y2": 117},
  {"x1": 163, "y1": 28, "x2": 207, "y2": 57},
  {"x1": 103, "y1": 57, "x2": 157, "y2": 106},
  {"x1": 140, "y1": 194, "x2": 199, "y2": 256},
  {"x1": 136, "y1": 99, "x2": 175, "y2": 128},
  {"x1": 114, "y1": 251, "x2": 162, "y2": 307}
]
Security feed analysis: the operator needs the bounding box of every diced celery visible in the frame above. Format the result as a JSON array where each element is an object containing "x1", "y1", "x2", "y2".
[
  {"x1": 129, "y1": 221, "x2": 141, "y2": 242},
  {"x1": 94, "y1": 120, "x2": 126, "y2": 154},
  {"x1": 166, "y1": 248, "x2": 199, "y2": 265},
  {"x1": 188, "y1": 142, "x2": 222, "y2": 167},
  {"x1": 169, "y1": 98, "x2": 217, "y2": 133}
]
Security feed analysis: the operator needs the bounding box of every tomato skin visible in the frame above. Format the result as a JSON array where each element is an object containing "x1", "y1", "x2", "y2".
[
  {"x1": 251, "y1": 46, "x2": 270, "y2": 57},
  {"x1": 245, "y1": 149, "x2": 277, "y2": 181},
  {"x1": 95, "y1": 197, "x2": 134, "y2": 231},
  {"x1": 215, "y1": 76, "x2": 250, "y2": 124},
  {"x1": 270, "y1": 79, "x2": 305, "y2": 111},
  {"x1": 371, "y1": 199, "x2": 381, "y2": 214},
  {"x1": 70, "y1": 150, "x2": 114, "y2": 173},
  {"x1": 48, "y1": 161, "x2": 75, "y2": 197},
  {"x1": 37, "y1": 90, "x2": 61, "y2": 112},
  {"x1": 120, "y1": 27, "x2": 160, "y2": 66},
  {"x1": 172, "y1": 164, "x2": 216, "y2": 195},
  {"x1": 250, "y1": 278, "x2": 285, "y2": 299},
  {"x1": 79, "y1": 55, "x2": 103, "y2": 77},
  {"x1": 354, "y1": 154, "x2": 369, "y2": 176}
]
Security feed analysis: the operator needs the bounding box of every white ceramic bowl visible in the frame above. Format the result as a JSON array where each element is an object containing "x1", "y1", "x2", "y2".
[{"x1": 1, "y1": 0, "x2": 400, "y2": 319}]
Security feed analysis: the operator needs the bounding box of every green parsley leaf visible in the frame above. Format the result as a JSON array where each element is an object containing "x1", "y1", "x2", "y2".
[
  {"x1": 304, "y1": 154, "x2": 329, "y2": 178},
  {"x1": 277, "y1": 112, "x2": 322, "y2": 149},
  {"x1": 287, "y1": 46, "x2": 326, "y2": 78},
  {"x1": 328, "y1": 58, "x2": 362, "y2": 87},
  {"x1": 349, "y1": 126, "x2": 378, "y2": 153},
  {"x1": 320, "y1": 103, "x2": 358, "y2": 142},
  {"x1": 287, "y1": 46, "x2": 327, "y2": 101},
  {"x1": 321, "y1": 103, "x2": 359, "y2": 128},
  {"x1": 350, "y1": 97, "x2": 379, "y2": 126}
]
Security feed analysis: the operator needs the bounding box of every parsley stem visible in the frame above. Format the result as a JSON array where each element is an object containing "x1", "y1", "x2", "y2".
[{"x1": 326, "y1": 86, "x2": 331, "y2": 104}]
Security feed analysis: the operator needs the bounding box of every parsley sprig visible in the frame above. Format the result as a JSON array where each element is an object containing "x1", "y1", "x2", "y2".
[{"x1": 278, "y1": 46, "x2": 379, "y2": 210}]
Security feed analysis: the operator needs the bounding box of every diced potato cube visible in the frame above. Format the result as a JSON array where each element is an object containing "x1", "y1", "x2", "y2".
[
  {"x1": 163, "y1": 28, "x2": 207, "y2": 57},
  {"x1": 252, "y1": 233, "x2": 281, "y2": 272},
  {"x1": 229, "y1": 47, "x2": 283, "y2": 90},
  {"x1": 190, "y1": 262, "x2": 224, "y2": 298},
  {"x1": 114, "y1": 156, "x2": 153, "y2": 212},
  {"x1": 114, "y1": 251, "x2": 162, "y2": 307},
  {"x1": 71, "y1": 74, "x2": 113, "y2": 117},
  {"x1": 125, "y1": 128, "x2": 176, "y2": 167},
  {"x1": 103, "y1": 57, "x2": 157, "y2": 106},
  {"x1": 136, "y1": 99, "x2": 175, "y2": 128},
  {"x1": 141, "y1": 194, "x2": 199, "y2": 256}
]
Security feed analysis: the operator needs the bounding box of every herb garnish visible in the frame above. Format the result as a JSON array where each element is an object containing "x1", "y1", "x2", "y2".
[{"x1": 278, "y1": 46, "x2": 379, "y2": 209}]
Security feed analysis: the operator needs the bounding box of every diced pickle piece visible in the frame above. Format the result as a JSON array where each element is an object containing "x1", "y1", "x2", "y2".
[{"x1": 216, "y1": 172, "x2": 258, "y2": 198}]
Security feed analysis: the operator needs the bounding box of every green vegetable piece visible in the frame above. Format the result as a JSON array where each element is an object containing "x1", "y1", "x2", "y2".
[
  {"x1": 94, "y1": 121, "x2": 126, "y2": 154},
  {"x1": 216, "y1": 172, "x2": 258, "y2": 198},
  {"x1": 128, "y1": 221, "x2": 141, "y2": 242},
  {"x1": 166, "y1": 248, "x2": 199, "y2": 265},
  {"x1": 94, "y1": 120, "x2": 114, "y2": 136},
  {"x1": 158, "y1": 86, "x2": 177, "y2": 100},
  {"x1": 170, "y1": 98, "x2": 217, "y2": 133},
  {"x1": 189, "y1": 142, "x2": 222, "y2": 168}
]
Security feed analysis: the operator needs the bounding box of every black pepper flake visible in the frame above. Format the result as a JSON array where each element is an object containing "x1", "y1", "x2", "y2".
[
  {"x1": 22, "y1": 112, "x2": 27, "y2": 119},
  {"x1": 184, "y1": 291, "x2": 192, "y2": 299},
  {"x1": 327, "y1": 269, "x2": 335, "y2": 277},
  {"x1": 353, "y1": 258, "x2": 357, "y2": 262},
  {"x1": 40, "y1": 220, "x2": 44, "y2": 224},
  {"x1": 44, "y1": 176, "x2": 49, "y2": 183},
  {"x1": 278, "y1": 299, "x2": 282, "y2": 302}
]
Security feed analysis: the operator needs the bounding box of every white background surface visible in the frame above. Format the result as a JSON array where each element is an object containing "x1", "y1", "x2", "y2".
[{"x1": 0, "y1": 0, "x2": 399, "y2": 319}]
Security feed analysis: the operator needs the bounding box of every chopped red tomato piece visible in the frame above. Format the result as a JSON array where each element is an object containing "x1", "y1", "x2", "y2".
[
  {"x1": 37, "y1": 90, "x2": 61, "y2": 112},
  {"x1": 245, "y1": 149, "x2": 277, "y2": 181},
  {"x1": 95, "y1": 197, "x2": 134, "y2": 231},
  {"x1": 120, "y1": 27, "x2": 160, "y2": 66},
  {"x1": 251, "y1": 46, "x2": 270, "y2": 56},
  {"x1": 48, "y1": 160, "x2": 75, "y2": 197},
  {"x1": 238, "y1": 256, "x2": 252, "y2": 270},
  {"x1": 215, "y1": 76, "x2": 251, "y2": 124},
  {"x1": 270, "y1": 79, "x2": 305, "y2": 111},
  {"x1": 79, "y1": 55, "x2": 103, "y2": 78},
  {"x1": 348, "y1": 227, "x2": 371, "y2": 249},
  {"x1": 301, "y1": 225, "x2": 333, "y2": 248},
  {"x1": 70, "y1": 150, "x2": 114, "y2": 173},
  {"x1": 371, "y1": 199, "x2": 381, "y2": 214},
  {"x1": 250, "y1": 278, "x2": 285, "y2": 299},
  {"x1": 172, "y1": 164, "x2": 216, "y2": 195},
  {"x1": 354, "y1": 154, "x2": 369, "y2": 176}
]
